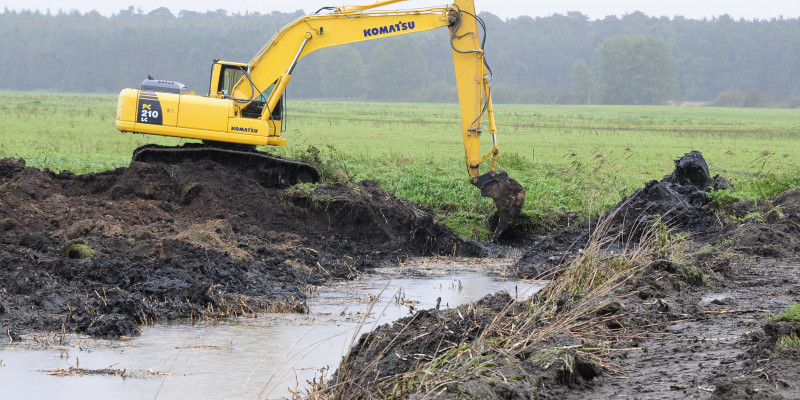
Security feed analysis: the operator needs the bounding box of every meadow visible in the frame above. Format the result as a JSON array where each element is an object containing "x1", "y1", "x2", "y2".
[{"x1": 2, "y1": 91, "x2": 799, "y2": 238}]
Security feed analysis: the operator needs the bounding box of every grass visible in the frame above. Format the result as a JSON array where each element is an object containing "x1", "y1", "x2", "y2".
[
  {"x1": 0, "y1": 91, "x2": 185, "y2": 173},
  {"x1": 772, "y1": 302, "x2": 800, "y2": 323},
  {"x1": 777, "y1": 333, "x2": 800, "y2": 349},
  {"x1": 2, "y1": 91, "x2": 800, "y2": 238},
  {"x1": 62, "y1": 240, "x2": 97, "y2": 259}
]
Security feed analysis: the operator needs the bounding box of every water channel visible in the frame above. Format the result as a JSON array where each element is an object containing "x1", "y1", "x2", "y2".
[{"x1": 0, "y1": 258, "x2": 544, "y2": 399}]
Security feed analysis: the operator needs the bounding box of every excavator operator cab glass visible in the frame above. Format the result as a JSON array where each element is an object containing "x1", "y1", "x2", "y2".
[{"x1": 218, "y1": 65, "x2": 245, "y2": 96}]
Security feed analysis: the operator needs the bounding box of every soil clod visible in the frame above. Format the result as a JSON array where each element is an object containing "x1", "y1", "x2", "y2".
[{"x1": 0, "y1": 156, "x2": 478, "y2": 339}]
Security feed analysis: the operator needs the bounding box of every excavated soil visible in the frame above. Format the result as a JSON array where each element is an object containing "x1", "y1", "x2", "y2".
[
  {"x1": 2, "y1": 150, "x2": 799, "y2": 399},
  {"x1": 512, "y1": 150, "x2": 731, "y2": 279},
  {"x1": 0, "y1": 157, "x2": 481, "y2": 338},
  {"x1": 328, "y1": 151, "x2": 800, "y2": 399}
]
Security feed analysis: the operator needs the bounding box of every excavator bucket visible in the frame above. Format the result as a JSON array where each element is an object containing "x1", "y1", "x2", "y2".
[{"x1": 472, "y1": 171, "x2": 526, "y2": 238}]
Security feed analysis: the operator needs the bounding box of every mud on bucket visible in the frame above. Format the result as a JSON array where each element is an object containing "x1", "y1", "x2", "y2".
[{"x1": 472, "y1": 171, "x2": 526, "y2": 239}]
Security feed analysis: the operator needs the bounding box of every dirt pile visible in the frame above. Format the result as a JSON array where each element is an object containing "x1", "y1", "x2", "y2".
[
  {"x1": 0, "y1": 157, "x2": 481, "y2": 338},
  {"x1": 331, "y1": 292, "x2": 516, "y2": 393},
  {"x1": 513, "y1": 150, "x2": 728, "y2": 278},
  {"x1": 325, "y1": 291, "x2": 603, "y2": 399},
  {"x1": 324, "y1": 151, "x2": 800, "y2": 399},
  {"x1": 608, "y1": 150, "x2": 730, "y2": 239},
  {"x1": 708, "y1": 187, "x2": 800, "y2": 259}
]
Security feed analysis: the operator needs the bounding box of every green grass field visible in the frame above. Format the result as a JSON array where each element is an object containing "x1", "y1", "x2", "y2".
[{"x1": 2, "y1": 91, "x2": 799, "y2": 238}]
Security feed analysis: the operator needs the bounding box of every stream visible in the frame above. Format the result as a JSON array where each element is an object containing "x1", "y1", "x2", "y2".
[{"x1": 0, "y1": 258, "x2": 544, "y2": 399}]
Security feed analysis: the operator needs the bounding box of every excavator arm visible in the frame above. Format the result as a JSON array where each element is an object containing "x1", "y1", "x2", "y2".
[
  {"x1": 115, "y1": 0, "x2": 525, "y2": 237},
  {"x1": 231, "y1": 1, "x2": 489, "y2": 178}
]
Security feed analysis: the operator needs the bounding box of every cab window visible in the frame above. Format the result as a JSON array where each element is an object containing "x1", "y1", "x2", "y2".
[{"x1": 219, "y1": 66, "x2": 245, "y2": 96}]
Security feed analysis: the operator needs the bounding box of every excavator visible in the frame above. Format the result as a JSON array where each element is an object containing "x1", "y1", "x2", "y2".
[{"x1": 115, "y1": 0, "x2": 525, "y2": 237}]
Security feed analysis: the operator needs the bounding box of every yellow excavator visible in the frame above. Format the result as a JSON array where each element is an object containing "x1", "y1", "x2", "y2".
[{"x1": 115, "y1": 0, "x2": 525, "y2": 237}]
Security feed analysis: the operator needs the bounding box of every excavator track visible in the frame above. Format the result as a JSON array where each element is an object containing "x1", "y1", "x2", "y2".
[{"x1": 132, "y1": 143, "x2": 321, "y2": 188}]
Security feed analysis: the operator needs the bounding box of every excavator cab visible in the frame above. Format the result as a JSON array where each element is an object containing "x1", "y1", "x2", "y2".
[
  {"x1": 209, "y1": 61, "x2": 248, "y2": 98},
  {"x1": 209, "y1": 60, "x2": 285, "y2": 123}
]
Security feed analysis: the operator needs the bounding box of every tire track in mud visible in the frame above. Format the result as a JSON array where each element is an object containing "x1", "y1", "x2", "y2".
[{"x1": 589, "y1": 259, "x2": 800, "y2": 399}]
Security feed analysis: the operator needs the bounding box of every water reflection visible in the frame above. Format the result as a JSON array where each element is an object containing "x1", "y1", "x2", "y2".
[{"x1": 0, "y1": 259, "x2": 544, "y2": 399}]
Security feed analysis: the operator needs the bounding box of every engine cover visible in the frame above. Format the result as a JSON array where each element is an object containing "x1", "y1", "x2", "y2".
[{"x1": 140, "y1": 79, "x2": 186, "y2": 94}]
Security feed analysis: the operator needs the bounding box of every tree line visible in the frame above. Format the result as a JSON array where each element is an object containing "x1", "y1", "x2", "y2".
[{"x1": 1, "y1": 7, "x2": 799, "y2": 106}]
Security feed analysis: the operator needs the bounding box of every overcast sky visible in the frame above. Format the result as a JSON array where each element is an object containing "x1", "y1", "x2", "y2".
[{"x1": 5, "y1": 0, "x2": 800, "y2": 20}]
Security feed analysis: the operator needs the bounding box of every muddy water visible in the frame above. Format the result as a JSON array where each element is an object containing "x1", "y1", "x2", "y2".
[{"x1": 0, "y1": 259, "x2": 544, "y2": 399}]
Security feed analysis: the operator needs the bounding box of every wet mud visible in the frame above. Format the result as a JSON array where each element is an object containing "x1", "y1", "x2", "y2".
[
  {"x1": 0, "y1": 157, "x2": 480, "y2": 338},
  {"x1": 324, "y1": 151, "x2": 800, "y2": 399},
  {"x1": 512, "y1": 150, "x2": 731, "y2": 278},
  {"x1": 2, "y1": 150, "x2": 799, "y2": 399}
]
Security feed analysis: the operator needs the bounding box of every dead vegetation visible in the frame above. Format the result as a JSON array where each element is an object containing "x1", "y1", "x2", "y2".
[
  {"x1": 304, "y1": 151, "x2": 800, "y2": 399},
  {"x1": 308, "y1": 209, "x2": 689, "y2": 399},
  {"x1": 43, "y1": 365, "x2": 169, "y2": 378}
]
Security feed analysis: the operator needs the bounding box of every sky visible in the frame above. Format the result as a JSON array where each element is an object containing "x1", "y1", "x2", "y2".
[{"x1": 4, "y1": 0, "x2": 800, "y2": 20}]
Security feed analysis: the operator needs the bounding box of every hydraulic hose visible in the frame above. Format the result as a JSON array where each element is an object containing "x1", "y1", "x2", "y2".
[{"x1": 449, "y1": 8, "x2": 493, "y2": 137}]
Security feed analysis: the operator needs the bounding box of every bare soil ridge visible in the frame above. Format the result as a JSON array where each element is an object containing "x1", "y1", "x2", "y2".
[
  {"x1": 325, "y1": 151, "x2": 800, "y2": 399},
  {"x1": 0, "y1": 157, "x2": 481, "y2": 338}
]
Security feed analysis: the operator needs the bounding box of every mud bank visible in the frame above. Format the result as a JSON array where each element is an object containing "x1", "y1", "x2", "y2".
[
  {"x1": 0, "y1": 157, "x2": 481, "y2": 338},
  {"x1": 512, "y1": 150, "x2": 731, "y2": 279},
  {"x1": 3, "y1": 150, "x2": 799, "y2": 399},
  {"x1": 323, "y1": 152, "x2": 800, "y2": 399}
]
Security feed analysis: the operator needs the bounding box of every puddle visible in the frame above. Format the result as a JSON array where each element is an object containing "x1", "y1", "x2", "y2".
[
  {"x1": 701, "y1": 293, "x2": 732, "y2": 303},
  {"x1": 0, "y1": 258, "x2": 544, "y2": 399}
]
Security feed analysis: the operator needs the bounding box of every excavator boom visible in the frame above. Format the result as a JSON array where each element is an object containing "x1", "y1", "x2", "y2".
[{"x1": 115, "y1": 0, "x2": 525, "y2": 238}]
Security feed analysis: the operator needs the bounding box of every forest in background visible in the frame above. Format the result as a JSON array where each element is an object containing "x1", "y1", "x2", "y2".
[{"x1": 1, "y1": 6, "x2": 799, "y2": 106}]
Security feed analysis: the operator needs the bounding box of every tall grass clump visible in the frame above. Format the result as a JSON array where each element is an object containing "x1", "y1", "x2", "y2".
[{"x1": 771, "y1": 302, "x2": 800, "y2": 323}]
